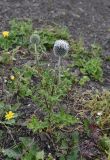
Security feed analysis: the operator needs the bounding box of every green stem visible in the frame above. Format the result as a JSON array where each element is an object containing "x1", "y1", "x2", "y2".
[
  {"x1": 34, "y1": 44, "x2": 38, "y2": 65},
  {"x1": 5, "y1": 39, "x2": 8, "y2": 51},
  {"x1": 58, "y1": 56, "x2": 61, "y2": 83}
]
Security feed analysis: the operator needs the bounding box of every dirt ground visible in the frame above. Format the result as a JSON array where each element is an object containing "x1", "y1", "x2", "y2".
[{"x1": 0, "y1": 0, "x2": 110, "y2": 46}]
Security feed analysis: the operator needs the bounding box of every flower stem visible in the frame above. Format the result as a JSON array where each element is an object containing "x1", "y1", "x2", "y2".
[
  {"x1": 58, "y1": 56, "x2": 61, "y2": 83},
  {"x1": 35, "y1": 44, "x2": 38, "y2": 65},
  {"x1": 5, "y1": 39, "x2": 8, "y2": 51}
]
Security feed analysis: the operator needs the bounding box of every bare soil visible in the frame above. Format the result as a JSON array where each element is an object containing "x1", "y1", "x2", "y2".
[{"x1": 0, "y1": 0, "x2": 110, "y2": 45}]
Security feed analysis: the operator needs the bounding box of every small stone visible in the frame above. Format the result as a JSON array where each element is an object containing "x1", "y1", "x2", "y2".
[{"x1": 97, "y1": 111, "x2": 103, "y2": 116}]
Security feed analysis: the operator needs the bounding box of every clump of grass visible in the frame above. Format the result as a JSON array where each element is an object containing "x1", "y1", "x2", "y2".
[
  {"x1": 85, "y1": 90, "x2": 110, "y2": 129},
  {"x1": 9, "y1": 19, "x2": 32, "y2": 46},
  {"x1": 70, "y1": 39, "x2": 103, "y2": 82},
  {"x1": 0, "y1": 19, "x2": 33, "y2": 50}
]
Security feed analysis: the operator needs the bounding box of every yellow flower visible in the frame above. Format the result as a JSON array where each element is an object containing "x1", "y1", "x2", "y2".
[
  {"x1": 5, "y1": 111, "x2": 15, "y2": 120},
  {"x1": 10, "y1": 75, "x2": 15, "y2": 80},
  {"x1": 2, "y1": 31, "x2": 9, "y2": 38}
]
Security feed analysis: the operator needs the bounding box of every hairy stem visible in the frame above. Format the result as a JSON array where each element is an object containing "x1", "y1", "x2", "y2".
[
  {"x1": 58, "y1": 56, "x2": 61, "y2": 83},
  {"x1": 35, "y1": 44, "x2": 38, "y2": 65}
]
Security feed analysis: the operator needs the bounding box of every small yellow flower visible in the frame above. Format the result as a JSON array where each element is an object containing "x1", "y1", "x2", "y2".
[
  {"x1": 5, "y1": 111, "x2": 15, "y2": 120},
  {"x1": 2, "y1": 31, "x2": 9, "y2": 38},
  {"x1": 10, "y1": 75, "x2": 15, "y2": 80}
]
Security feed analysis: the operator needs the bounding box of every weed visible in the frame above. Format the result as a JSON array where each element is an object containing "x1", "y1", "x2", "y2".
[
  {"x1": 2, "y1": 137, "x2": 45, "y2": 160},
  {"x1": 9, "y1": 19, "x2": 32, "y2": 46},
  {"x1": 80, "y1": 58, "x2": 103, "y2": 82},
  {"x1": 85, "y1": 90, "x2": 110, "y2": 129},
  {"x1": 0, "y1": 51, "x2": 13, "y2": 64},
  {"x1": 54, "y1": 131, "x2": 79, "y2": 160},
  {"x1": 100, "y1": 135, "x2": 110, "y2": 159},
  {"x1": 7, "y1": 65, "x2": 37, "y2": 98},
  {"x1": 28, "y1": 69, "x2": 78, "y2": 132},
  {"x1": 0, "y1": 19, "x2": 32, "y2": 50},
  {"x1": 70, "y1": 39, "x2": 103, "y2": 82},
  {"x1": 79, "y1": 76, "x2": 90, "y2": 86}
]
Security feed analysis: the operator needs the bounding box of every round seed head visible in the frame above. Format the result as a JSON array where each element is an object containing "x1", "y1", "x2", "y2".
[
  {"x1": 30, "y1": 33, "x2": 40, "y2": 45},
  {"x1": 53, "y1": 40, "x2": 69, "y2": 57}
]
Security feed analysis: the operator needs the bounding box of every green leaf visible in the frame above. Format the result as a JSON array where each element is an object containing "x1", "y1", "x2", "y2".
[
  {"x1": 19, "y1": 137, "x2": 34, "y2": 148},
  {"x1": 52, "y1": 110, "x2": 79, "y2": 126},
  {"x1": 72, "y1": 131, "x2": 79, "y2": 145},
  {"x1": 2, "y1": 148, "x2": 21, "y2": 159},
  {"x1": 36, "y1": 150, "x2": 45, "y2": 160},
  {"x1": 5, "y1": 119, "x2": 15, "y2": 125},
  {"x1": 67, "y1": 149, "x2": 79, "y2": 160},
  {"x1": 100, "y1": 135, "x2": 110, "y2": 151},
  {"x1": 59, "y1": 156, "x2": 65, "y2": 160},
  {"x1": 27, "y1": 116, "x2": 48, "y2": 132},
  {"x1": 0, "y1": 101, "x2": 4, "y2": 109},
  {"x1": 22, "y1": 151, "x2": 34, "y2": 160}
]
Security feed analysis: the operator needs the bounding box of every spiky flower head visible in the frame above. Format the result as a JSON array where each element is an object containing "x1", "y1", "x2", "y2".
[
  {"x1": 30, "y1": 33, "x2": 40, "y2": 45},
  {"x1": 53, "y1": 40, "x2": 69, "y2": 57}
]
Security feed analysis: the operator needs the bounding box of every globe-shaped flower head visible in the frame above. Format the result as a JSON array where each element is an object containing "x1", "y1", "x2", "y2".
[
  {"x1": 53, "y1": 40, "x2": 69, "y2": 57},
  {"x1": 30, "y1": 33, "x2": 40, "y2": 45}
]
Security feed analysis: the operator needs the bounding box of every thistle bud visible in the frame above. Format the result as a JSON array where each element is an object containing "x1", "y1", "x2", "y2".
[
  {"x1": 53, "y1": 40, "x2": 69, "y2": 57},
  {"x1": 30, "y1": 33, "x2": 40, "y2": 45}
]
